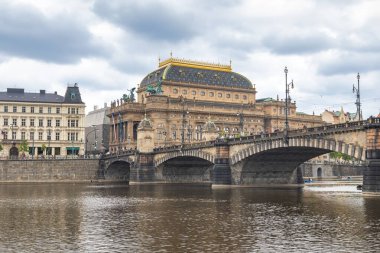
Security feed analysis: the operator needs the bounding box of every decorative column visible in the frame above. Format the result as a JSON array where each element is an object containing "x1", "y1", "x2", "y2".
[
  {"x1": 130, "y1": 114, "x2": 155, "y2": 182},
  {"x1": 363, "y1": 117, "x2": 380, "y2": 193}
]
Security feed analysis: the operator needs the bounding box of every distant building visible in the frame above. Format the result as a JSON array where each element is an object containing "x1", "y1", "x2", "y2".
[
  {"x1": 321, "y1": 107, "x2": 357, "y2": 124},
  {"x1": 0, "y1": 84, "x2": 85, "y2": 157},
  {"x1": 84, "y1": 103, "x2": 110, "y2": 154}
]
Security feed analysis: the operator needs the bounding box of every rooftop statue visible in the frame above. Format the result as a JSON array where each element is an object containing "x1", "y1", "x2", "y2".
[
  {"x1": 146, "y1": 78, "x2": 163, "y2": 95},
  {"x1": 123, "y1": 88, "x2": 136, "y2": 102}
]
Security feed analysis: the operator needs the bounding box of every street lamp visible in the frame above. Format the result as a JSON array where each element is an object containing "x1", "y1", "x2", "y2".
[
  {"x1": 353, "y1": 72, "x2": 362, "y2": 121},
  {"x1": 31, "y1": 133, "x2": 35, "y2": 159},
  {"x1": 180, "y1": 96, "x2": 189, "y2": 147},
  {"x1": 47, "y1": 129, "x2": 51, "y2": 157},
  {"x1": 237, "y1": 111, "x2": 244, "y2": 136},
  {"x1": 284, "y1": 66, "x2": 294, "y2": 145}
]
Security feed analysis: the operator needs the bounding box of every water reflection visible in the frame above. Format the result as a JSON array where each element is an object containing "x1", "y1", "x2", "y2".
[{"x1": 0, "y1": 183, "x2": 380, "y2": 252}]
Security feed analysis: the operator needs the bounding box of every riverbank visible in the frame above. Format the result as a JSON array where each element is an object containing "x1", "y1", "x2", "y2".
[{"x1": 0, "y1": 159, "x2": 99, "y2": 182}]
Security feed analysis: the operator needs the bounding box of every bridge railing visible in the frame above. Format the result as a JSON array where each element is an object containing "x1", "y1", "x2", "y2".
[{"x1": 104, "y1": 119, "x2": 376, "y2": 155}]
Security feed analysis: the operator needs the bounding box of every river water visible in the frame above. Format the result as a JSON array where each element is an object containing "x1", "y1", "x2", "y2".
[{"x1": 0, "y1": 183, "x2": 379, "y2": 252}]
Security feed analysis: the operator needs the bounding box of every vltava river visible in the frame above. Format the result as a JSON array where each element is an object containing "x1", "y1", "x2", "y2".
[{"x1": 0, "y1": 183, "x2": 379, "y2": 252}]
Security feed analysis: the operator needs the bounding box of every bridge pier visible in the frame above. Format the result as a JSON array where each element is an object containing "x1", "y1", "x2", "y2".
[
  {"x1": 212, "y1": 142, "x2": 231, "y2": 185},
  {"x1": 130, "y1": 153, "x2": 155, "y2": 182},
  {"x1": 363, "y1": 123, "x2": 380, "y2": 193}
]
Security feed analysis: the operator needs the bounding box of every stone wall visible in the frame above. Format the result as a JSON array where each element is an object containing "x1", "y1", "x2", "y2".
[
  {"x1": 300, "y1": 163, "x2": 364, "y2": 178},
  {"x1": 0, "y1": 159, "x2": 99, "y2": 182}
]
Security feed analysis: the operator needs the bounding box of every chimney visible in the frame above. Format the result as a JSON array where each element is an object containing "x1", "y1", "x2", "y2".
[
  {"x1": 94, "y1": 105, "x2": 98, "y2": 110},
  {"x1": 40, "y1": 90, "x2": 46, "y2": 95},
  {"x1": 104, "y1": 102, "x2": 107, "y2": 108}
]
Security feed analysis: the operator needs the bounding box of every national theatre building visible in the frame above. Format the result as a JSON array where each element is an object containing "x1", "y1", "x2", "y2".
[{"x1": 108, "y1": 57, "x2": 323, "y2": 153}]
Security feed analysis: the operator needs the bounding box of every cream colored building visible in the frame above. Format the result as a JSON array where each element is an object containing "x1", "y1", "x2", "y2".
[
  {"x1": 321, "y1": 107, "x2": 357, "y2": 124},
  {"x1": 108, "y1": 57, "x2": 324, "y2": 153},
  {"x1": 0, "y1": 84, "x2": 85, "y2": 158}
]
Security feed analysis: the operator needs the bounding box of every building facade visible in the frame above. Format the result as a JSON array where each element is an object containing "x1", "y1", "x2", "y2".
[
  {"x1": 0, "y1": 84, "x2": 85, "y2": 158},
  {"x1": 84, "y1": 104, "x2": 110, "y2": 155},
  {"x1": 321, "y1": 107, "x2": 357, "y2": 124},
  {"x1": 108, "y1": 57, "x2": 324, "y2": 153}
]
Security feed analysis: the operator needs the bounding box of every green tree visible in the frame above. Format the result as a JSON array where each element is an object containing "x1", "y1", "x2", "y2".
[
  {"x1": 0, "y1": 143, "x2": 3, "y2": 153},
  {"x1": 19, "y1": 140, "x2": 29, "y2": 158},
  {"x1": 41, "y1": 144, "x2": 47, "y2": 156},
  {"x1": 19, "y1": 140, "x2": 29, "y2": 152}
]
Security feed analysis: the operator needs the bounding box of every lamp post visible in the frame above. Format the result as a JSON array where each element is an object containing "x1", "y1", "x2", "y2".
[
  {"x1": 31, "y1": 133, "x2": 35, "y2": 159},
  {"x1": 180, "y1": 96, "x2": 188, "y2": 148},
  {"x1": 284, "y1": 66, "x2": 294, "y2": 144},
  {"x1": 237, "y1": 112, "x2": 244, "y2": 136},
  {"x1": 47, "y1": 129, "x2": 51, "y2": 157},
  {"x1": 10, "y1": 124, "x2": 14, "y2": 141},
  {"x1": 353, "y1": 72, "x2": 362, "y2": 121}
]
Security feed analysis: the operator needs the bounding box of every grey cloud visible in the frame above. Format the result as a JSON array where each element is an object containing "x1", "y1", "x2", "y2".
[
  {"x1": 318, "y1": 53, "x2": 380, "y2": 76},
  {"x1": 0, "y1": 3, "x2": 106, "y2": 63},
  {"x1": 93, "y1": 1, "x2": 197, "y2": 42},
  {"x1": 262, "y1": 33, "x2": 334, "y2": 55}
]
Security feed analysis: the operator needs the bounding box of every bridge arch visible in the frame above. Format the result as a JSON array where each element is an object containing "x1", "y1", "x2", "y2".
[
  {"x1": 231, "y1": 137, "x2": 365, "y2": 165},
  {"x1": 154, "y1": 150, "x2": 215, "y2": 184},
  {"x1": 105, "y1": 157, "x2": 133, "y2": 181},
  {"x1": 230, "y1": 137, "x2": 365, "y2": 185},
  {"x1": 154, "y1": 150, "x2": 215, "y2": 167}
]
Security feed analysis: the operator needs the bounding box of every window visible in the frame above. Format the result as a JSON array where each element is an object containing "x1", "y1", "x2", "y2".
[
  {"x1": 67, "y1": 132, "x2": 76, "y2": 141},
  {"x1": 209, "y1": 92, "x2": 214, "y2": 97},
  {"x1": 55, "y1": 132, "x2": 60, "y2": 141},
  {"x1": 12, "y1": 118, "x2": 17, "y2": 126},
  {"x1": 12, "y1": 131, "x2": 16, "y2": 140},
  {"x1": 75, "y1": 120, "x2": 78, "y2": 127},
  {"x1": 48, "y1": 107, "x2": 51, "y2": 114},
  {"x1": 200, "y1": 91, "x2": 205, "y2": 96},
  {"x1": 31, "y1": 107, "x2": 34, "y2": 113},
  {"x1": 4, "y1": 118, "x2": 8, "y2": 126},
  {"x1": 56, "y1": 119, "x2": 60, "y2": 127},
  {"x1": 243, "y1": 95, "x2": 247, "y2": 100},
  {"x1": 30, "y1": 119, "x2": 35, "y2": 127},
  {"x1": 38, "y1": 132, "x2": 43, "y2": 140},
  {"x1": 192, "y1": 90, "x2": 196, "y2": 95},
  {"x1": 56, "y1": 107, "x2": 60, "y2": 114},
  {"x1": 39, "y1": 119, "x2": 43, "y2": 127},
  {"x1": 39, "y1": 107, "x2": 43, "y2": 113},
  {"x1": 71, "y1": 108, "x2": 75, "y2": 114},
  {"x1": 218, "y1": 93, "x2": 222, "y2": 98},
  {"x1": 30, "y1": 132, "x2": 34, "y2": 140},
  {"x1": 21, "y1": 119, "x2": 26, "y2": 126},
  {"x1": 235, "y1": 94, "x2": 239, "y2": 99},
  {"x1": 4, "y1": 105, "x2": 8, "y2": 112},
  {"x1": 22, "y1": 106, "x2": 26, "y2": 113},
  {"x1": 76, "y1": 108, "x2": 79, "y2": 114},
  {"x1": 47, "y1": 119, "x2": 52, "y2": 127},
  {"x1": 182, "y1": 90, "x2": 187, "y2": 95},
  {"x1": 21, "y1": 132, "x2": 26, "y2": 140},
  {"x1": 13, "y1": 106, "x2": 17, "y2": 113},
  {"x1": 173, "y1": 88, "x2": 178, "y2": 94},
  {"x1": 3, "y1": 131, "x2": 7, "y2": 140},
  {"x1": 226, "y1": 94, "x2": 231, "y2": 98}
]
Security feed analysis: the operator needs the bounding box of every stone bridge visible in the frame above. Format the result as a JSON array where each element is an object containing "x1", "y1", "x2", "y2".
[{"x1": 100, "y1": 118, "x2": 380, "y2": 192}]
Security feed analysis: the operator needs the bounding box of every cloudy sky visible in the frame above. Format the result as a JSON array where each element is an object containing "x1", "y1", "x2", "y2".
[{"x1": 1, "y1": 0, "x2": 379, "y2": 117}]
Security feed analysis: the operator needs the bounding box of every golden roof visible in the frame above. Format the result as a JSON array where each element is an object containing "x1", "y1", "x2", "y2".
[{"x1": 159, "y1": 57, "x2": 232, "y2": 72}]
